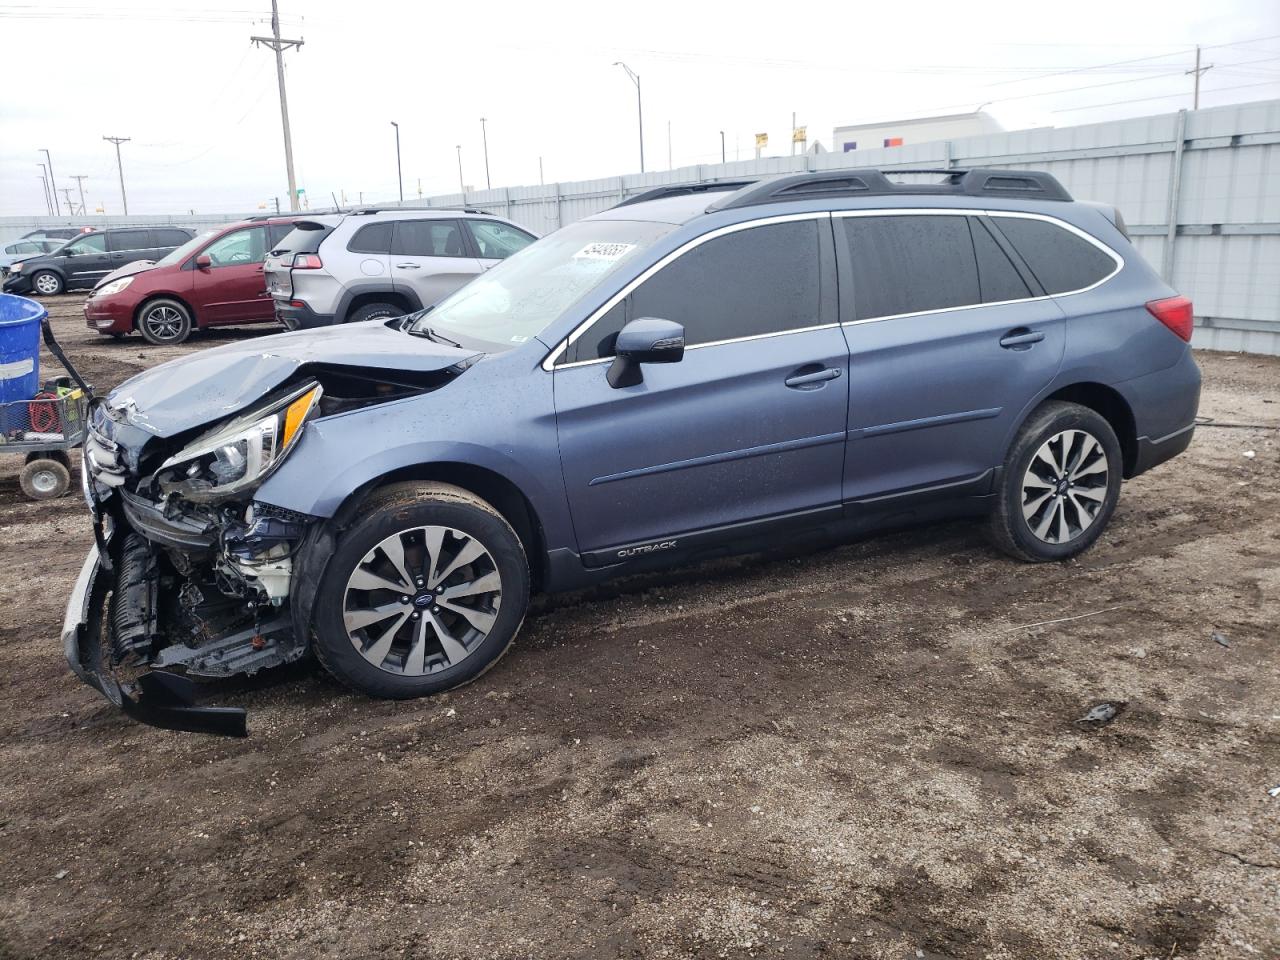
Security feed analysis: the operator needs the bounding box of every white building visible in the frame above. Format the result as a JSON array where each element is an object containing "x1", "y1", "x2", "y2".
[{"x1": 832, "y1": 111, "x2": 1003, "y2": 153}]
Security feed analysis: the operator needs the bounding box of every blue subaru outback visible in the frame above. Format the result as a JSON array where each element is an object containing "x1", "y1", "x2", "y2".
[{"x1": 65, "y1": 169, "x2": 1200, "y2": 734}]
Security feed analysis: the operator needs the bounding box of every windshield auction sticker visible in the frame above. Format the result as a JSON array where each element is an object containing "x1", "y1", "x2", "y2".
[{"x1": 573, "y1": 242, "x2": 636, "y2": 260}]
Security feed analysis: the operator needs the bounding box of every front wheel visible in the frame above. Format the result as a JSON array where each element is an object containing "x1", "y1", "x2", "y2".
[
  {"x1": 311, "y1": 482, "x2": 530, "y2": 699},
  {"x1": 31, "y1": 270, "x2": 64, "y2": 296},
  {"x1": 138, "y1": 298, "x2": 193, "y2": 345},
  {"x1": 989, "y1": 401, "x2": 1123, "y2": 562}
]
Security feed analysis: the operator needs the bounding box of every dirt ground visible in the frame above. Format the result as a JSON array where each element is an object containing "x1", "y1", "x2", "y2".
[{"x1": 0, "y1": 295, "x2": 1277, "y2": 960}]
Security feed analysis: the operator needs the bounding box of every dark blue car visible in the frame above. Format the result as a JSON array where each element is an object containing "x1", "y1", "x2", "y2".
[{"x1": 67, "y1": 169, "x2": 1200, "y2": 734}]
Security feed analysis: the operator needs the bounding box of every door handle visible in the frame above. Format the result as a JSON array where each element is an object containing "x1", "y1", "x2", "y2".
[
  {"x1": 999, "y1": 328, "x2": 1045, "y2": 349},
  {"x1": 395, "y1": 262, "x2": 421, "y2": 270},
  {"x1": 785, "y1": 367, "x2": 842, "y2": 388}
]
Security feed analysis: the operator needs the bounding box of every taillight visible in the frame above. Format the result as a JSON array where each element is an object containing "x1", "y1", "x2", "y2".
[
  {"x1": 1146, "y1": 296, "x2": 1194, "y2": 342},
  {"x1": 292, "y1": 253, "x2": 323, "y2": 269}
]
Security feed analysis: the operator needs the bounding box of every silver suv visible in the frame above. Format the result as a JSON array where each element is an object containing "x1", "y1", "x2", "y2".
[{"x1": 264, "y1": 208, "x2": 536, "y2": 329}]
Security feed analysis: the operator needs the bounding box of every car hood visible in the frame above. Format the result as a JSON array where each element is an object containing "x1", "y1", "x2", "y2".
[
  {"x1": 105, "y1": 320, "x2": 481, "y2": 438},
  {"x1": 95, "y1": 260, "x2": 157, "y2": 288}
]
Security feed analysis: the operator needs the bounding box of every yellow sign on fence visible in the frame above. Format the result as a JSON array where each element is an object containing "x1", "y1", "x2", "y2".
[{"x1": 755, "y1": 132, "x2": 769, "y2": 149}]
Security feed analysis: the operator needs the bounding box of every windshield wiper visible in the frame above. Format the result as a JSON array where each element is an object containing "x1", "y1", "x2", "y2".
[{"x1": 405, "y1": 322, "x2": 461, "y2": 348}]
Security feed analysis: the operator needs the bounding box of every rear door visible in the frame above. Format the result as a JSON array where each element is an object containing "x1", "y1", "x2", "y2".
[
  {"x1": 464, "y1": 219, "x2": 536, "y2": 270},
  {"x1": 107, "y1": 229, "x2": 155, "y2": 269},
  {"x1": 837, "y1": 211, "x2": 1066, "y2": 505},
  {"x1": 554, "y1": 215, "x2": 849, "y2": 560},
  {"x1": 390, "y1": 218, "x2": 484, "y2": 308},
  {"x1": 190, "y1": 225, "x2": 273, "y2": 324},
  {"x1": 59, "y1": 232, "x2": 112, "y2": 288}
]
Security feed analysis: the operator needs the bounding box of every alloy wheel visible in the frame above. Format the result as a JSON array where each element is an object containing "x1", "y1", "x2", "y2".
[
  {"x1": 144, "y1": 306, "x2": 185, "y2": 341},
  {"x1": 342, "y1": 525, "x2": 503, "y2": 675},
  {"x1": 34, "y1": 273, "x2": 61, "y2": 294},
  {"x1": 1021, "y1": 429, "x2": 1110, "y2": 545}
]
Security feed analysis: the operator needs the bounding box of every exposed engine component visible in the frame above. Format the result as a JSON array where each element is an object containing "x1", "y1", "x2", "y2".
[{"x1": 110, "y1": 533, "x2": 158, "y2": 666}]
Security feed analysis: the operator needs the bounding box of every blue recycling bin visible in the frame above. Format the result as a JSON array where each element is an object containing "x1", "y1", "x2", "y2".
[{"x1": 0, "y1": 293, "x2": 44, "y2": 404}]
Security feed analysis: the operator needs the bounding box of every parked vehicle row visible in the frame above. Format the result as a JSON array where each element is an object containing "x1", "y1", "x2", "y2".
[
  {"x1": 3, "y1": 227, "x2": 195, "y2": 296},
  {"x1": 61, "y1": 168, "x2": 1202, "y2": 734}
]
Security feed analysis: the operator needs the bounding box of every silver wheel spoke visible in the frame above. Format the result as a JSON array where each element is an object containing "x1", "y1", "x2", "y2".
[
  {"x1": 348, "y1": 566, "x2": 411, "y2": 593},
  {"x1": 430, "y1": 537, "x2": 487, "y2": 587},
  {"x1": 439, "y1": 601, "x2": 496, "y2": 633},
  {"x1": 1071, "y1": 458, "x2": 1108, "y2": 480},
  {"x1": 439, "y1": 570, "x2": 501, "y2": 601},
  {"x1": 363, "y1": 610, "x2": 410, "y2": 665},
  {"x1": 1067, "y1": 492, "x2": 1096, "y2": 529},
  {"x1": 1034, "y1": 498, "x2": 1061, "y2": 540},
  {"x1": 1022, "y1": 428, "x2": 1110, "y2": 545},
  {"x1": 404, "y1": 615, "x2": 430, "y2": 675},
  {"x1": 343, "y1": 600, "x2": 405, "y2": 633},
  {"x1": 1022, "y1": 489, "x2": 1055, "y2": 521},
  {"x1": 379, "y1": 533, "x2": 415, "y2": 589},
  {"x1": 1072, "y1": 486, "x2": 1106, "y2": 503},
  {"x1": 428, "y1": 612, "x2": 470, "y2": 665}
]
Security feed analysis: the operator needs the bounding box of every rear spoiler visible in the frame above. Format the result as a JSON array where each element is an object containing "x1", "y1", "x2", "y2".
[{"x1": 1081, "y1": 201, "x2": 1130, "y2": 240}]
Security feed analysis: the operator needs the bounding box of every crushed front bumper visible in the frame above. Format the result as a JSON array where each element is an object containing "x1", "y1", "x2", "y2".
[{"x1": 62, "y1": 536, "x2": 249, "y2": 737}]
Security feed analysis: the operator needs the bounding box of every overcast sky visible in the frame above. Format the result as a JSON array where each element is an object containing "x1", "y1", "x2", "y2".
[{"x1": 1, "y1": 0, "x2": 1278, "y2": 217}]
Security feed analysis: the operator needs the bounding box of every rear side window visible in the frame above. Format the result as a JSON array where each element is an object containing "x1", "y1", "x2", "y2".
[
  {"x1": 274, "y1": 223, "x2": 332, "y2": 255},
  {"x1": 391, "y1": 219, "x2": 467, "y2": 258},
  {"x1": 991, "y1": 216, "x2": 1117, "y2": 294},
  {"x1": 110, "y1": 229, "x2": 153, "y2": 252},
  {"x1": 622, "y1": 219, "x2": 821, "y2": 351},
  {"x1": 842, "y1": 215, "x2": 979, "y2": 320},
  {"x1": 154, "y1": 229, "x2": 193, "y2": 247},
  {"x1": 266, "y1": 223, "x2": 294, "y2": 249},
  {"x1": 347, "y1": 222, "x2": 393, "y2": 255},
  {"x1": 468, "y1": 220, "x2": 535, "y2": 259},
  {"x1": 971, "y1": 218, "x2": 1032, "y2": 303}
]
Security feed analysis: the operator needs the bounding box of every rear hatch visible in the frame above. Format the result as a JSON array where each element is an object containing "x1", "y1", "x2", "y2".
[{"x1": 264, "y1": 218, "x2": 337, "y2": 300}]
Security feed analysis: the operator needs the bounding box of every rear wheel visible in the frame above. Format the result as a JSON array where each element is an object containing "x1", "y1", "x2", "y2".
[
  {"x1": 31, "y1": 270, "x2": 63, "y2": 296},
  {"x1": 347, "y1": 301, "x2": 403, "y2": 324},
  {"x1": 311, "y1": 482, "x2": 530, "y2": 699},
  {"x1": 990, "y1": 401, "x2": 1122, "y2": 562},
  {"x1": 138, "y1": 298, "x2": 193, "y2": 345},
  {"x1": 19, "y1": 457, "x2": 71, "y2": 500}
]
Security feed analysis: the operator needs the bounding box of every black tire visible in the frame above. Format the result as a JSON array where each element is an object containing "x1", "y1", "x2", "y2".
[
  {"x1": 989, "y1": 401, "x2": 1123, "y2": 562},
  {"x1": 346, "y1": 301, "x2": 403, "y2": 325},
  {"x1": 30, "y1": 270, "x2": 64, "y2": 296},
  {"x1": 19, "y1": 458, "x2": 71, "y2": 500},
  {"x1": 311, "y1": 482, "x2": 530, "y2": 699},
  {"x1": 137, "y1": 298, "x2": 193, "y2": 345}
]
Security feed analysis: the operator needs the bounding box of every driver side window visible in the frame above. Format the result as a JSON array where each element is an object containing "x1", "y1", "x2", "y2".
[
  {"x1": 203, "y1": 227, "x2": 267, "y2": 267},
  {"x1": 65, "y1": 234, "x2": 107, "y2": 255}
]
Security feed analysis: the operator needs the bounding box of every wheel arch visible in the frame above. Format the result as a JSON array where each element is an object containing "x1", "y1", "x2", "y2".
[
  {"x1": 133, "y1": 292, "x2": 197, "y2": 331},
  {"x1": 336, "y1": 283, "x2": 421, "y2": 323},
  {"x1": 29, "y1": 264, "x2": 67, "y2": 286},
  {"x1": 1039, "y1": 382, "x2": 1138, "y2": 477}
]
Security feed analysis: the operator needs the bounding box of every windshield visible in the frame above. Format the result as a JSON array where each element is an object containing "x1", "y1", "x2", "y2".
[
  {"x1": 409, "y1": 219, "x2": 675, "y2": 350},
  {"x1": 154, "y1": 230, "x2": 216, "y2": 268}
]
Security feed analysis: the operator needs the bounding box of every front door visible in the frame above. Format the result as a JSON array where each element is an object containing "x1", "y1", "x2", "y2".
[
  {"x1": 59, "y1": 232, "x2": 112, "y2": 288},
  {"x1": 390, "y1": 219, "x2": 485, "y2": 308},
  {"x1": 836, "y1": 211, "x2": 1066, "y2": 503},
  {"x1": 107, "y1": 229, "x2": 155, "y2": 271},
  {"x1": 191, "y1": 226, "x2": 273, "y2": 324},
  {"x1": 554, "y1": 216, "x2": 849, "y2": 562}
]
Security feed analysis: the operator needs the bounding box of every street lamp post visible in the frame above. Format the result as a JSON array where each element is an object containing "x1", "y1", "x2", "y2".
[
  {"x1": 720, "y1": 130, "x2": 726, "y2": 164},
  {"x1": 40, "y1": 149, "x2": 59, "y2": 215},
  {"x1": 613, "y1": 61, "x2": 644, "y2": 173},
  {"x1": 480, "y1": 117, "x2": 491, "y2": 190},
  {"x1": 456, "y1": 145, "x2": 465, "y2": 198},
  {"x1": 390, "y1": 121, "x2": 403, "y2": 203}
]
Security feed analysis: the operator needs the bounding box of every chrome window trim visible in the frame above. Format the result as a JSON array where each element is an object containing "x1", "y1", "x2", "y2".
[
  {"x1": 833, "y1": 207, "x2": 1124, "y2": 327},
  {"x1": 541, "y1": 212, "x2": 830, "y2": 371}
]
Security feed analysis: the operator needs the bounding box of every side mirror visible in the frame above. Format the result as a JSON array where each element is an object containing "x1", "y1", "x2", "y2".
[
  {"x1": 607, "y1": 317, "x2": 685, "y2": 389},
  {"x1": 194, "y1": 254, "x2": 212, "y2": 269}
]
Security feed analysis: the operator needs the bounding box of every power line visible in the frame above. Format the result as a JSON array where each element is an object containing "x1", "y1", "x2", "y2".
[
  {"x1": 1052, "y1": 80, "x2": 1279, "y2": 114},
  {"x1": 250, "y1": 0, "x2": 303, "y2": 212}
]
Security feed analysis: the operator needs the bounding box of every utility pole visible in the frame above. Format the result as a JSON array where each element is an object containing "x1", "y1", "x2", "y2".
[
  {"x1": 103, "y1": 136, "x2": 130, "y2": 214},
  {"x1": 71, "y1": 175, "x2": 88, "y2": 215},
  {"x1": 720, "y1": 130, "x2": 726, "y2": 164},
  {"x1": 613, "y1": 62, "x2": 643, "y2": 172},
  {"x1": 667, "y1": 120, "x2": 672, "y2": 169},
  {"x1": 251, "y1": 0, "x2": 303, "y2": 211},
  {"x1": 390, "y1": 121, "x2": 403, "y2": 202},
  {"x1": 791, "y1": 111, "x2": 796, "y2": 156},
  {"x1": 61, "y1": 188, "x2": 75, "y2": 215},
  {"x1": 456, "y1": 145, "x2": 465, "y2": 198},
  {"x1": 480, "y1": 117, "x2": 491, "y2": 190},
  {"x1": 36, "y1": 174, "x2": 52, "y2": 215},
  {"x1": 539, "y1": 156, "x2": 544, "y2": 186},
  {"x1": 40, "y1": 149, "x2": 59, "y2": 215},
  {"x1": 1187, "y1": 45, "x2": 1213, "y2": 110}
]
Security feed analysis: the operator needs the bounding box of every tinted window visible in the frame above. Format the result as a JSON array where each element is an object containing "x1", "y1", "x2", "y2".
[
  {"x1": 348, "y1": 222, "x2": 393, "y2": 255},
  {"x1": 468, "y1": 220, "x2": 535, "y2": 259},
  {"x1": 391, "y1": 219, "x2": 467, "y2": 258},
  {"x1": 568, "y1": 301, "x2": 627, "y2": 363},
  {"x1": 266, "y1": 223, "x2": 294, "y2": 249},
  {"x1": 64, "y1": 234, "x2": 107, "y2": 255},
  {"x1": 991, "y1": 216, "x2": 1116, "y2": 295},
  {"x1": 579, "y1": 219, "x2": 821, "y2": 356},
  {"x1": 843, "y1": 215, "x2": 979, "y2": 320},
  {"x1": 273, "y1": 223, "x2": 332, "y2": 256},
  {"x1": 109, "y1": 229, "x2": 152, "y2": 252},
  {"x1": 203, "y1": 227, "x2": 266, "y2": 266},
  {"x1": 972, "y1": 218, "x2": 1032, "y2": 303},
  {"x1": 154, "y1": 229, "x2": 193, "y2": 247}
]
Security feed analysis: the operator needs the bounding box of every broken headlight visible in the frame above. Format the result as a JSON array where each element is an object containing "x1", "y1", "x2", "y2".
[{"x1": 158, "y1": 382, "x2": 322, "y2": 501}]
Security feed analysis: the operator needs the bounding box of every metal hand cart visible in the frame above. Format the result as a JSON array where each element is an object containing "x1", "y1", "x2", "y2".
[{"x1": 1, "y1": 386, "x2": 88, "y2": 500}]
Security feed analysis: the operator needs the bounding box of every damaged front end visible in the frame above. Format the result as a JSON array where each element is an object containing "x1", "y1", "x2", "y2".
[{"x1": 62, "y1": 321, "x2": 480, "y2": 735}]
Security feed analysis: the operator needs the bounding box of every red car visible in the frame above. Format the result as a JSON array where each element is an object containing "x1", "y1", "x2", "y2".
[{"x1": 83, "y1": 216, "x2": 300, "y2": 345}]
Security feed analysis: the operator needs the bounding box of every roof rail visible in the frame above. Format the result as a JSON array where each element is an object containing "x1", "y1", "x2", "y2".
[
  {"x1": 706, "y1": 168, "x2": 1072, "y2": 211},
  {"x1": 613, "y1": 180, "x2": 759, "y2": 209},
  {"x1": 350, "y1": 205, "x2": 491, "y2": 216}
]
